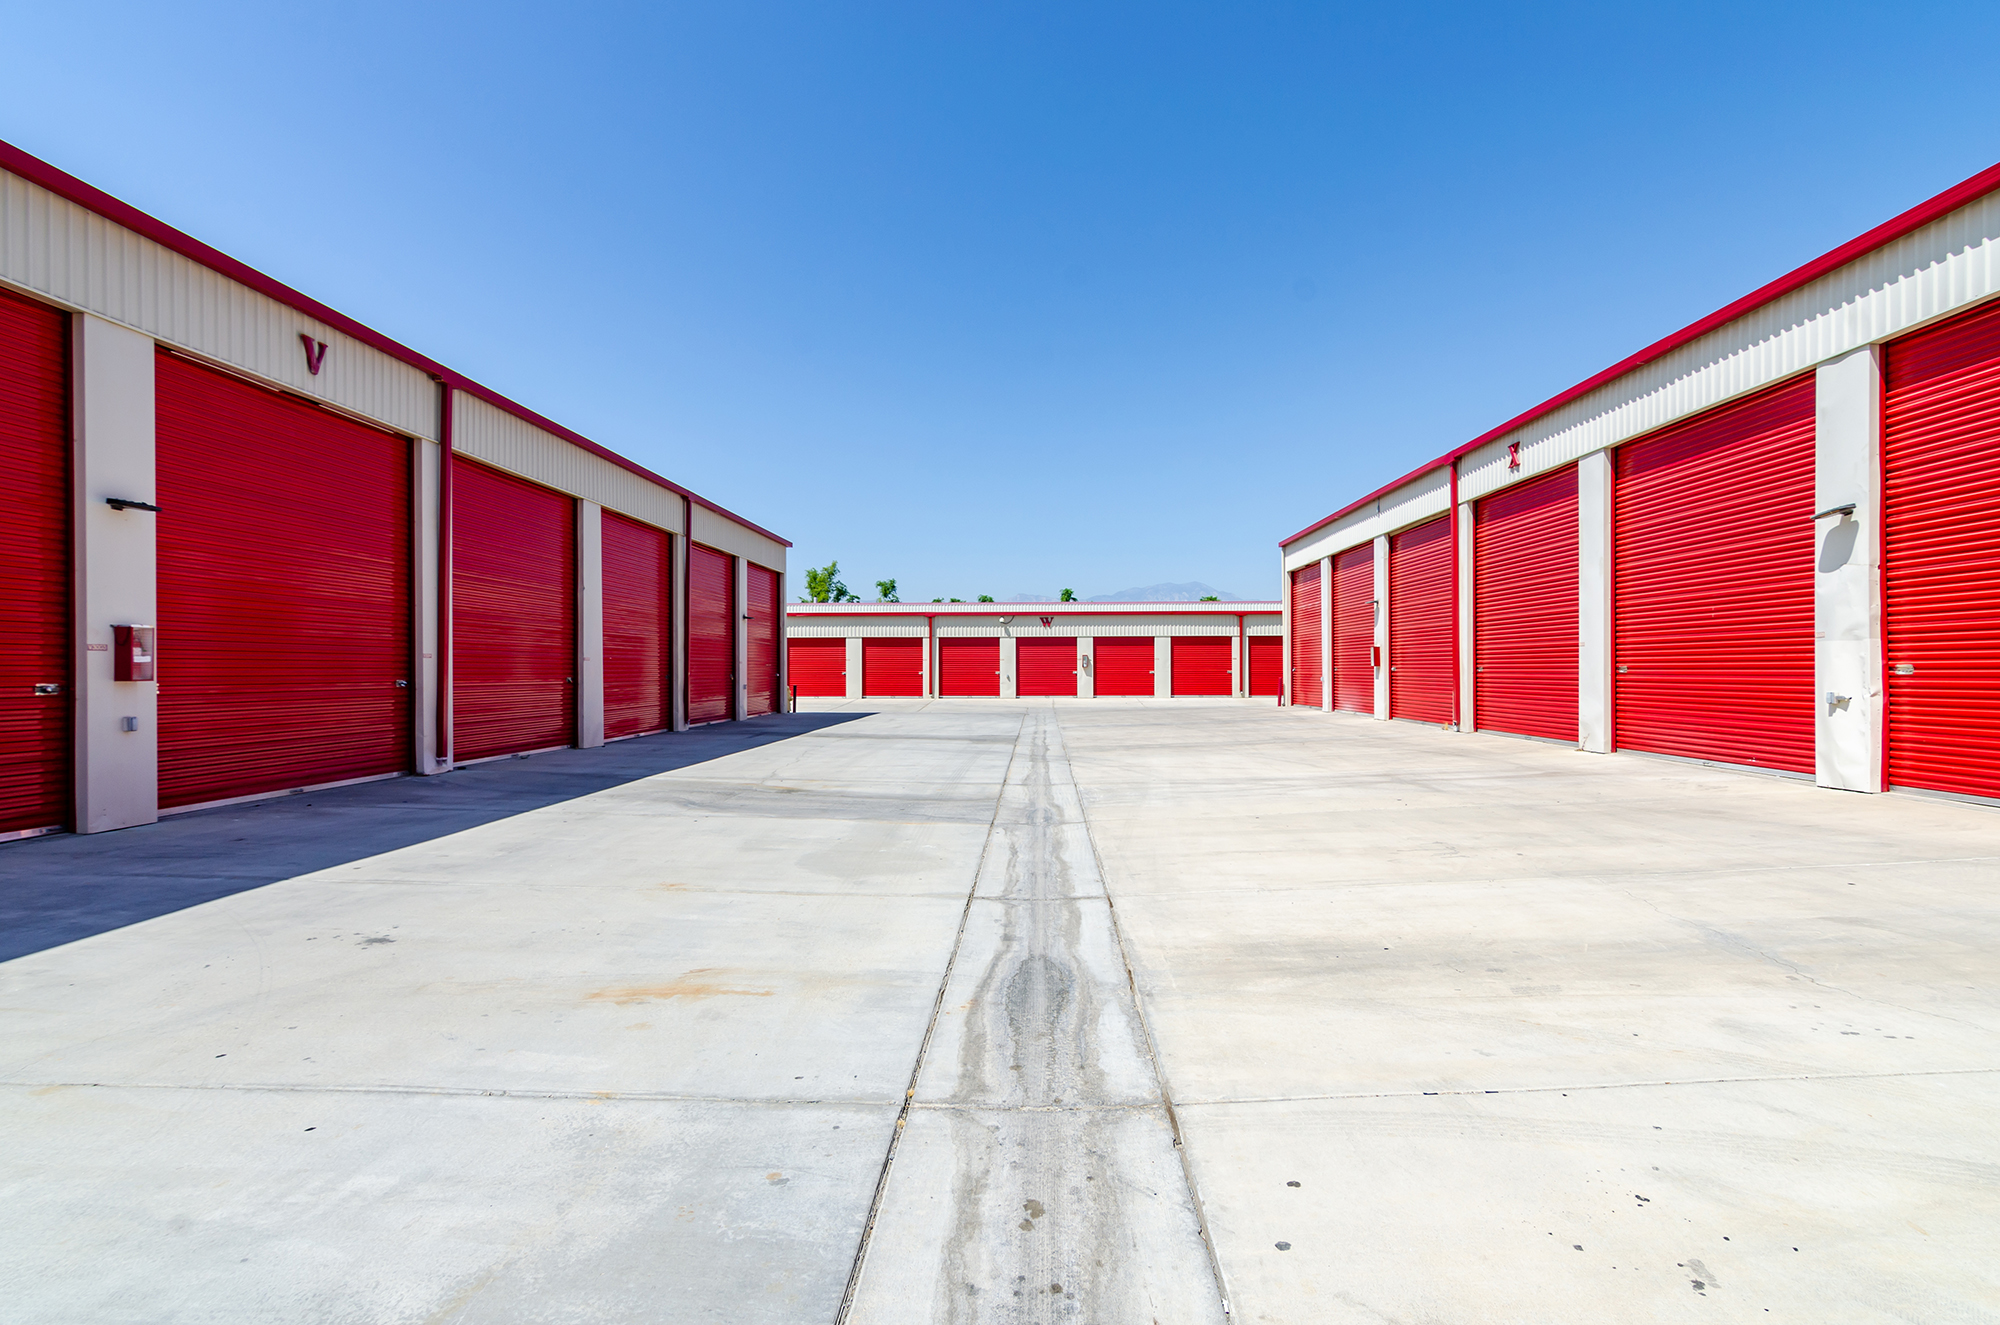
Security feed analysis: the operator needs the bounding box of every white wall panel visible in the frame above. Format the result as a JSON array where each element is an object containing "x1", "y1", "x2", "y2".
[
  {"x1": 1284, "y1": 466, "x2": 1451, "y2": 571},
  {"x1": 690, "y1": 503, "x2": 786, "y2": 571},
  {"x1": 1458, "y1": 191, "x2": 2000, "y2": 504},
  {"x1": 0, "y1": 167, "x2": 437, "y2": 439},
  {"x1": 1283, "y1": 188, "x2": 2000, "y2": 558},
  {"x1": 454, "y1": 392, "x2": 686, "y2": 534}
]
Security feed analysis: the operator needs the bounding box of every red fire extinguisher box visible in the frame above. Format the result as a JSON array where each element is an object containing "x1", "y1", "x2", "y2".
[{"x1": 113, "y1": 625, "x2": 155, "y2": 682}]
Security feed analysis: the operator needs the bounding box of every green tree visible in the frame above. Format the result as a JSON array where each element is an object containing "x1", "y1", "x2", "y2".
[
  {"x1": 1199, "y1": 595, "x2": 1219, "y2": 601},
  {"x1": 803, "y1": 561, "x2": 857, "y2": 603},
  {"x1": 976, "y1": 594, "x2": 995, "y2": 603},
  {"x1": 875, "y1": 578, "x2": 899, "y2": 603},
  {"x1": 1059, "y1": 588, "x2": 1077, "y2": 602}
]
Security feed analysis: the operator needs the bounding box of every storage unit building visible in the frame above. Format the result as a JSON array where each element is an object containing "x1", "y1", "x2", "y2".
[
  {"x1": 1278, "y1": 159, "x2": 2000, "y2": 804},
  {"x1": 788, "y1": 601, "x2": 1281, "y2": 700},
  {"x1": 0, "y1": 138, "x2": 788, "y2": 839}
]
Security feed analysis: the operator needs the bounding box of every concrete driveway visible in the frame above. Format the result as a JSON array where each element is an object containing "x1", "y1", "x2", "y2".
[{"x1": 2, "y1": 700, "x2": 1996, "y2": 1323}]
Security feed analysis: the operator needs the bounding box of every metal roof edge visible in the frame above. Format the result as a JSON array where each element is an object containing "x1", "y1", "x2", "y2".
[
  {"x1": 0, "y1": 137, "x2": 791, "y2": 548},
  {"x1": 1278, "y1": 157, "x2": 2000, "y2": 550}
]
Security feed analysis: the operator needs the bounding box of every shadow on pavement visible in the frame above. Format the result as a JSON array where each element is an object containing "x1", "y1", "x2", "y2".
[{"x1": 0, "y1": 712, "x2": 873, "y2": 963}]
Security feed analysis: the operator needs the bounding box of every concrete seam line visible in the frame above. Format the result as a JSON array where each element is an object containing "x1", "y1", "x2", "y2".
[
  {"x1": 0, "y1": 1080, "x2": 902, "y2": 1106},
  {"x1": 1169, "y1": 1066, "x2": 2000, "y2": 1107},
  {"x1": 1052, "y1": 706, "x2": 1237, "y2": 1322},
  {"x1": 832, "y1": 709, "x2": 1026, "y2": 1325}
]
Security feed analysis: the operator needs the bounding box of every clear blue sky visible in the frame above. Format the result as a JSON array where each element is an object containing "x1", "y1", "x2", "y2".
[{"x1": 7, "y1": 3, "x2": 1999, "y2": 601}]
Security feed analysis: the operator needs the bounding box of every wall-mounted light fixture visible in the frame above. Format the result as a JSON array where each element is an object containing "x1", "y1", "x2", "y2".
[
  {"x1": 1813, "y1": 502, "x2": 1857, "y2": 520},
  {"x1": 106, "y1": 497, "x2": 161, "y2": 513}
]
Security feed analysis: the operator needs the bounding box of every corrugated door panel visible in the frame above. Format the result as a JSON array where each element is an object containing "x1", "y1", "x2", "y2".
[
  {"x1": 939, "y1": 639, "x2": 1000, "y2": 696},
  {"x1": 746, "y1": 563, "x2": 779, "y2": 716},
  {"x1": 601, "y1": 511, "x2": 669, "y2": 740},
  {"x1": 0, "y1": 289, "x2": 69, "y2": 834},
  {"x1": 1389, "y1": 517, "x2": 1453, "y2": 724},
  {"x1": 1884, "y1": 297, "x2": 2000, "y2": 799},
  {"x1": 452, "y1": 457, "x2": 574, "y2": 761},
  {"x1": 865, "y1": 638, "x2": 925, "y2": 696},
  {"x1": 1614, "y1": 377, "x2": 1815, "y2": 772},
  {"x1": 1475, "y1": 465, "x2": 1579, "y2": 742},
  {"x1": 1248, "y1": 637, "x2": 1282, "y2": 697},
  {"x1": 787, "y1": 638, "x2": 846, "y2": 697},
  {"x1": 157, "y1": 354, "x2": 413, "y2": 805},
  {"x1": 688, "y1": 543, "x2": 734, "y2": 723},
  {"x1": 1332, "y1": 544, "x2": 1375, "y2": 713},
  {"x1": 1093, "y1": 637, "x2": 1155, "y2": 697},
  {"x1": 1017, "y1": 638, "x2": 1077, "y2": 696},
  {"x1": 1171, "y1": 637, "x2": 1231, "y2": 696},
  {"x1": 1288, "y1": 564, "x2": 1321, "y2": 706}
]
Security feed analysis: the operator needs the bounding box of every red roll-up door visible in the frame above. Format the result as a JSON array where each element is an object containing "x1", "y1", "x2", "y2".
[
  {"x1": 1613, "y1": 377, "x2": 1815, "y2": 773},
  {"x1": 1289, "y1": 564, "x2": 1321, "y2": 706},
  {"x1": 1884, "y1": 298, "x2": 2000, "y2": 799},
  {"x1": 688, "y1": 543, "x2": 734, "y2": 723},
  {"x1": 865, "y1": 638, "x2": 925, "y2": 696},
  {"x1": 602, "y1": 511, "x2": 669, "y2": 740},
  {"x1": 1388, "y1": 517, "x2": 1452, "y2": 724},
  {"x1": 0, "y1": 289, "x2": 69, "y2": 835},
  {"x1": 1172, "y1": 637, "x2": 1231, "y2": 696},
  {"x1": 452, "y1": 457, "x2": 574, "y2": 761},
  {"x1": 155, "y1": 355, "x2": 412, "y2": 806},
  {"x1": 1474, "y1": 465, "x2": 1578, "y2": 742},
  {"x1": 1018, "y1": 638, "x2": 1078, "y2": 696},
  {"x1": 1094, "y1": 637, "x2": 1155, "y2": 696},
  {"x1": 1248, "y1": 636, "x2": 1282, "y2": 697},
  {"x1": 1332, "y1": 544, "x2": 1375, "y2": 714},
  {"x1": 746, "y1": 563, "x2": 779, "y2": 716},
  {"x1": 939, "y1": 638, "x2": 1000, "y2": 696},
  {"x1": 788, "y1": 638, "x2": 846, "y2": 697}
]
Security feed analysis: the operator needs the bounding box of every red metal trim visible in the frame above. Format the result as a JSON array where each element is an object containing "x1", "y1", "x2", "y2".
[
  {"x1": 0, "y1": 136, "x2": 790, "y2": 548},
  {"x1": 1280, "y1": 158, "x2": 2000, "y2": 549},
  {"x1": 436, "y1": 383, "x2": 454, "y2": 767}
]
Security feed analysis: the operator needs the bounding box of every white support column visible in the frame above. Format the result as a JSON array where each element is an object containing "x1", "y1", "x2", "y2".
[
  {"x1": 1000, "y1": 635, "x2": 1018, "y2": 698},
  {"x1": 1317, "y1": 556, "x2": 1333, "y2": 710},
  {"x1": 575, "y1": 501, "x2": 605, "y2": 748},
  {"x1": 1154, "y1": 635, "x2": 1172, "y2": 698},
  {"x1": 669, "y1": 532, "x2": 690, "y2": 731},
  {"x1": 1456, "y1": 500, "x2": 1476, "y2": 733},
  {"x1": 71, "y1": 315, "x2": 158, "y2": 834},
  {"x1": 1577, "y1": 449, "x2": 1614, "y2": 753},
  {"x1": 413, "y1": 438, "x2": 443, "y2": 773},
  {"x1": 845, "y1": 636, "x2": 864, "y2": 699},
  {"x1": 1232, "y1": 629, "x2": 1244, "y2": 698},
  {"x1": 733, "y1": 556, "x2": 749, "y2": 720},
  {"x1": 1077, "y1": 637, "x2": 1096, "y2": 698},
  {"x1": 1279, "y1": 556, "x2": 1293, "y2": 706},
  {"x1": 1815, "y1": 346, "x2": 1885, "y2": 792},
  {"x1": 1372, "y1": 534, "x2": 1390, "y2": 719}
]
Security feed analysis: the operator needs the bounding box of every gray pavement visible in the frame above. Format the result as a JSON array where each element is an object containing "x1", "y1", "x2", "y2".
[{"x1": 2, "y1": 699, "x2": 1997, "y2": 1323}]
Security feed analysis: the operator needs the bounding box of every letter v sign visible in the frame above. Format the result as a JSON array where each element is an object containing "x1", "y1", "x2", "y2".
[{"x1": 299, "y1": 333, "x2": 329, "y2": 375}]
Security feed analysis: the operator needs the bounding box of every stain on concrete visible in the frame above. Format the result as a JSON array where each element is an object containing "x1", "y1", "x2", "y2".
[{"x1": 586, "y1": 970, "x2": 775, "y2": 1004}]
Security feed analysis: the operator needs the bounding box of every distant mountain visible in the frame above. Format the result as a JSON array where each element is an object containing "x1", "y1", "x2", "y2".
[
  {"x1": 1003, "y1": 593, "x2": 1058, "y2": 602},
  {"x1": 1087, "y1": 581, "x2": 1245, "y2": 602}
]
